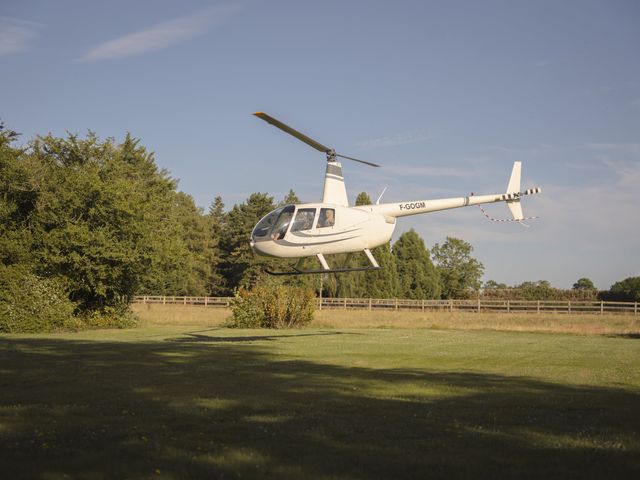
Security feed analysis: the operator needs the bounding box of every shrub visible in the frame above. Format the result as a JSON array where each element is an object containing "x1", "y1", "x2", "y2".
[
  {"x1": 0, "y1": 265, "x2": 76, "y2": 333},
  {"x1": 81, "y1": 303, "x2": 138, "y2": 329},
  {"x1": 230, "y1": 283, "x2": 315, "y2": 328}
]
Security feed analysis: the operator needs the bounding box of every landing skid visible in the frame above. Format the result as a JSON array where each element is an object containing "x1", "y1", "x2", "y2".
[
  {"x1": 265, "y1": 249, "x2": 381, "y2": 276},
  {"x1": 265, "y1": 265, "x2": 381, "y2": 276}
]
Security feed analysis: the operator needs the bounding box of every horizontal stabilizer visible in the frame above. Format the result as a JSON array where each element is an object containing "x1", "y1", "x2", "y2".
[{"x1": 507, "y1": 201, "x2": 524, "y2": 221}]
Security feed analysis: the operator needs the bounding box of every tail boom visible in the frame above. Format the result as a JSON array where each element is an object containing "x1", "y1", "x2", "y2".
[{"x1": 368, "y1": 187, "x2": 541, "y2": 219}]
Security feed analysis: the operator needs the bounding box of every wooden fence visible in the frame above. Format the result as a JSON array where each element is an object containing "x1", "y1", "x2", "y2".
[{"x1": 133, "y1": 296, "x2": 639, "y2": 315}]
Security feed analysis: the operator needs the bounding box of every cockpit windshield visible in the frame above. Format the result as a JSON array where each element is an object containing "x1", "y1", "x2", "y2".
[
  {"x1": 271, "y1": 205, "x2": 295, "y2": 240},
  {"x1": 252, "y1": 205, "x2": 296, "y2": 241},
  {"x1": 252, "y1": 207, "x2": 283, "y2": 238}
]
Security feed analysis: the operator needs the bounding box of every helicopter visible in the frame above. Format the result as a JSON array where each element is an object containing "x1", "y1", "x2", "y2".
[{"x1": 250, "y1": 112, "x2": 541, "y2": 275}]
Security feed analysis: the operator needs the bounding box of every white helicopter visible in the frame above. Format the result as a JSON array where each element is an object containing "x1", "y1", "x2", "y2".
[{"x1": 250, "y1": 112, "x2": 541, "y2": 275}]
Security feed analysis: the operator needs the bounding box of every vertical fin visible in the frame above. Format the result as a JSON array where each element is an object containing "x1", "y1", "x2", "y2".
[
  {"x1": 506, "y1": 161, "x2": 521, "y2": 194},
  {"x1": 506, "y1": 161, "x2": 523, "y2": 220},
  {"x1": 322, "y1": 161, "x2": 349, "y2": 206}
]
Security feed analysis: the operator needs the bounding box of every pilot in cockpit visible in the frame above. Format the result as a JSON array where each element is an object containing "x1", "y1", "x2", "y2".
[{"x1": 318, "y1": 208, "x2": 335, "y2": 228}]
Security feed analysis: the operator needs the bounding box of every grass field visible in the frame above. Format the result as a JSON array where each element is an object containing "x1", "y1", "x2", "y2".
[
  {"x1": 132, "y1": 303, "x2": 640, "y2": 335},
  {"x1": 1, "y1": 309, "x2": 639, "y2": 479}
]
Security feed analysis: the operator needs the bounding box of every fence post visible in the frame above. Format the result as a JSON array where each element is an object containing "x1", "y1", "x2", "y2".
[
  {"x1": 183, "y1": 296, "x2": 187, "y2": 305},
  {"x1": 395, "y1": 298, "x2": 399, "y2": 311},
  {"x1": 449, "y1": 299, "x2": 453, "y2": 312},
  {"x1": 537, "y1": 300, "x2": 540, "y2": 314},
  {"x1": 600, "y1": 301, "x2": 604, "y2": 315},
  {"x1": 568, "y1": 301, "x2": 571, "y2": 314},
  {"x1": 507, "y1": 300, "x2": 510, "y2": 313},
  {"x1": 369, "y1": 298, "x2": 372, "y2": 311},
  {"x1": 163, "y1": 296, "x2": 166, "y2": 305},
  {"x1": 477, "y1": 298, "x2": 481, "y2": 313},
  {"x1": 344, "y1": 297, "x2": 347, "y2": 310},
  {"x1": 635, "y1": 302, "x2": 638, "y2": 316},
  {"x1": 204, "y1": 297, "x2": 208, "y2": 307},
  {"x1": 421, "y1": 299, "x2": 425, "y2": 312}
]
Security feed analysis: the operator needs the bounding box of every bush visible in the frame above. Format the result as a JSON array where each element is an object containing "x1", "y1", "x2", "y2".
[
  {"x1": 81, "y1": 303, "x2": 138, "y2": 329},
  {"x1": 0, "y1": 265, "x2": 76, "y2": 333},
  {"x1": 481, "y1": 286, "x2": 598, "y2": 301},
  {"x1": 230, "y1": 283, "x2": 315, "y2": 328}
]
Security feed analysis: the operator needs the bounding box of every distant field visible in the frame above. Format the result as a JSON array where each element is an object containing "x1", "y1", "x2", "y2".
[
  {"x1": 132, "y1": 303, "x2": 640, "y2": 335},
  {"x1": 1, "y1": 320, "x2": 639, "y2": 479}
]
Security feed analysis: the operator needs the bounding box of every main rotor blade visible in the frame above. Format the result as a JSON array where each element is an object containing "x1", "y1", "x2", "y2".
[
  {"x1": 336, "y1": 153, "x2": 380, "y2": 168},
  {"x1": 254, "y1": 112, "x2": 331, "y2": 153}
]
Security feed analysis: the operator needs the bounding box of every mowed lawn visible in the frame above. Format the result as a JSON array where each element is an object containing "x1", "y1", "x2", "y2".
[{"x1": 1, "y1": 322, "x2": 639, "y2": 479}]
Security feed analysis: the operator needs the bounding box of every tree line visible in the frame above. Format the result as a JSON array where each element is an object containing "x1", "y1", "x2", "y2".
[{"x1": 1, "y1": 127, "x2": 638, "y2": 329}]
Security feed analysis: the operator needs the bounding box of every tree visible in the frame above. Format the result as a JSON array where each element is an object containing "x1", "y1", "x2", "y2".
[
  {"x1": 364, "y1": 243, "x2": 400, "y2": 298},
  {"x1": 171, "y1": 192, "x2": 216, "y2": 295},
  {"x1": 607, "y1": 277, "x2": 640, "y2": 302},
  {"x1": 218, "y1": 193, "x2": 279, "y2": 291},
  {"x1": 355, "y1": 191, "x2": 372, "y2": 206},
  {"x1": 514, "y1": 280, "x2": 555, "y2": 300},
  {"x1": 573, "y1": 278, "x2": 596, "y2": 290},
  {"x1": 207, "y1": 196, "x2": 227, "y2": 295},
  {"x1": 484, "y1": 280, "x2": 507, "y2": 289},
  {"x1": 280, "y1": 189, "x2": 300, "y2": 205},
  {"x1": 393, "y1": 230, "x2": 441, "y2": 299},
  {"x1": 432, "y1": 237, "x2": 484, "y2": 299},
  {"x1": 25, "y1": 131, "x2": 191, "y2": 310},
  {"x1": 0, "y1": 122, "x2": 34, "y2": 268}
]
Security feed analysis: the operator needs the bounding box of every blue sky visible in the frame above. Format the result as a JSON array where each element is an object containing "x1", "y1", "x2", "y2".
[{"x1": 1, "y1": 0, "x2": 639, "y2": 289}]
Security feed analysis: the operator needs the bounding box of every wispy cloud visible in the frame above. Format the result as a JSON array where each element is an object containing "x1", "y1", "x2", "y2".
[
  {"x1": 357, "y1": 130, "x2": 430, "y2": 149},
  {"x1": 587, "y1": 142, "x2": 640, "y2": 154},
  {"x1": 79, "y1": 5, "x2": 240, "y2": 62},
  {"x1": 0, "y1": 17, "x2": 40, "y2": 56}
]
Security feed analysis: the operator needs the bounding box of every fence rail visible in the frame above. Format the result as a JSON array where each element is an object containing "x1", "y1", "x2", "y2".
[{"x1": 133, "y1": 296, "x2": 639, "y2": 315}]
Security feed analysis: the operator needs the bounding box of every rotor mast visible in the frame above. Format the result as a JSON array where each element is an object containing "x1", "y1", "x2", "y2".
[{"x1": 253, "y1": 112, "x2": 379, "y2": 206}]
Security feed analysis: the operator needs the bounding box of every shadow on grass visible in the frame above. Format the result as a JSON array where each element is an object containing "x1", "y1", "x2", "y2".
[
  {"x1": 608, "y1": 333, "x2": 640, "y2": 340},
  {"x1": 171, "y1": 330, "x2": 360, "y2": 343},
  {"x1": 0, "y1": 333, "x2": 639, "y2": 479}
]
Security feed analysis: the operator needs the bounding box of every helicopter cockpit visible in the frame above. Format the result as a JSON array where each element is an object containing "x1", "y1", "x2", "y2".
[{"x1": 251, "y1": 205, "x2": 336, "y2": 243}]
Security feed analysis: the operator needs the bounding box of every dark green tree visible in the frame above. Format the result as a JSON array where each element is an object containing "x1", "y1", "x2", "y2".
[
  {"x1": 607, "y1": 277, "x2": 640, "y2": 302},
  {"x1": 393, "y1": 230, "x2": 441, "y2": 299},
  {"x1": 355, "y1": 191, "x2": 372, "y2": 206},
  {"x1": 484, "y1": 280, "x2": 508, "y2": 289},
  {"x1": 218, "y1": 193, "x2": 278, "y2": 291},
  {"x1": 432, "y1": 237, "x2": 484, "y2": 299},
  {"x1": 365, "y1": 242, "x2": 399, "y2": 298},
  {"x1": 24, "y1": 131, "x2": 191, "y2": 310},
  {"x1": 171, "y1": 192, "x2": 215, "y2": 295},
  {"x1": 207, "y1": 195, "x2": 227, "y2": 295},
  {"x1": 0, "y1": 123, "x2": 34, "y2": 268},
  {"x1": 514, "y1": 280, "x2": 555, "y2": 300},
  {"x1": 280, "y1": 189, "x2": 300, "y2": 205},
  {"x1": 573, "y1": 277, "x2": 596, "y2": 290}
]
